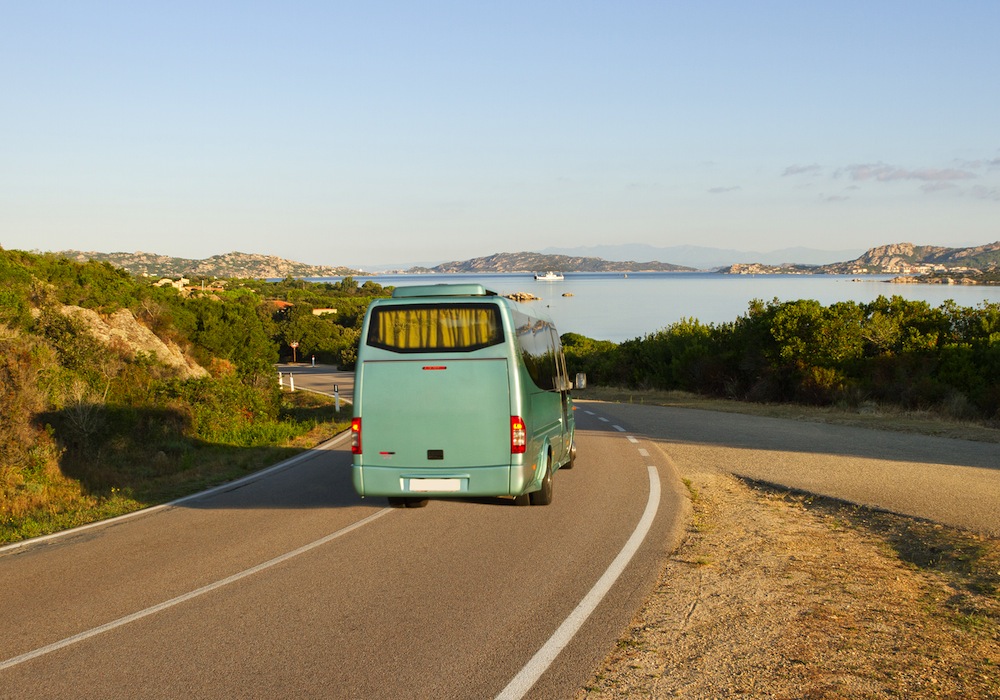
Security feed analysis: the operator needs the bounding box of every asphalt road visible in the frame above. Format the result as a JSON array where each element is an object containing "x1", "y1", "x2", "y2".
[
  {"x1": 4, "y1": 385, "x2": 998, "y2": 698},
  {"x1": 0, "y1": 406, "x2": 687, "y2": 699},
  {"x1": 588, "y1": 400, "x2": 1000, "y2": 537},
  {"x1": 276, "y1": 363, "x2": 354, "y2": 402}
]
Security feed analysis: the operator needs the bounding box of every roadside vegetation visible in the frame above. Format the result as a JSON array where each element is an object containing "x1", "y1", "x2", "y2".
[
  {"x1": 564, "y1": 295, "x2": 1000, "y2": 424},
  {"x1": 0, "y1": 248, "x2": 389, "y2": 544}
]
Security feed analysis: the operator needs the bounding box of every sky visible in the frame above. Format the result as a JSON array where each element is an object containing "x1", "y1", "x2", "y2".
[{"x1": 2, "y1": 1, "x2": 998, "y2": 268}]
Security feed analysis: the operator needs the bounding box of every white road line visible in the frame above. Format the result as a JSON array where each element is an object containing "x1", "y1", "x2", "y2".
[
  {"x1": 583, "y1": 410, "x2": 596, "y2": 416},
  {"x1": 612, "y1": 425, "x2": 626, "y2": 432},
  {"x1": 495, "y1": 465, "x2": 661, "y2": 700},
  {"x1": 626, "y1": 436, "x2": 638, "y2": 443},
  {"x1": 598, "y1": 417, "x2": 609, "y2": 422},
  {"x1": 0, "y1": 508, "x2": 393, "y2": 671},
  {"x1": 0, "y1": 433, "x2": 351, "y2": 555},
  {"x1": 638, "y1": 448, "x2": 650, "y2": 457}
]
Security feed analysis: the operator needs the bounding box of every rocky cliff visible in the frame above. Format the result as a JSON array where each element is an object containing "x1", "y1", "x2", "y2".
[{"x1": 58, "y1": 306, "x2": 208, "y2": 379}]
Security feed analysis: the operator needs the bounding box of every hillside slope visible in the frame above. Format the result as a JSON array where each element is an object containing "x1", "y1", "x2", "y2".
[
  {"x1": 58, "y1": 250, "x2": 365, "y2": 279},
  {"x1": 411, "y1": 251, "x2": 695, "y2": 273}
]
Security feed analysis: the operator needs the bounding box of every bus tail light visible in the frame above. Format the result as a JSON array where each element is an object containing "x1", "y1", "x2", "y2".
[
  {"x1": 351, "y1": 418, "x2": 362, "y2": 454},
  {"x1": 511, "y1": 416, "x2": 526, "y2": 454}
]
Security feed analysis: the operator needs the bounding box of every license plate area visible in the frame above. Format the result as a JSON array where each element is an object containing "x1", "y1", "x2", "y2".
[{"x1": 402, "y1": 477, "x2": 466, "y2": 493}]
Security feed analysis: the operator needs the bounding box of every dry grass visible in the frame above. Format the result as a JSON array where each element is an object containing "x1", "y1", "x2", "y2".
[{"x1": 579, "y1": 472, "x2": 1000, "y2": 699}]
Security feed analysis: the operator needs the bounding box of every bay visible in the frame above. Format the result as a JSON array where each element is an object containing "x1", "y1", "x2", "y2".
[{"x1": 320, "y1": 272, "x2": 1000, "y2": 343}]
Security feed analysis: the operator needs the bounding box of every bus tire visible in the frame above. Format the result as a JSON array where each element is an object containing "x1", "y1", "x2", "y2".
[
  {"x1": 563, "y1": 441, "x2": 577, "y2": 469},
  {"x1": 530, "y1": 457, "x2": 554, "y2": 506}
]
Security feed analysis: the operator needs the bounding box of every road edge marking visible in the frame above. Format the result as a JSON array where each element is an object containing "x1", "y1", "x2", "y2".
[
  {"x1": 0, "y1": 432, "x2": 352, "y2": 555},
  {"x1": 495, "y1": 465, "x2": 661, "y2": 700}
]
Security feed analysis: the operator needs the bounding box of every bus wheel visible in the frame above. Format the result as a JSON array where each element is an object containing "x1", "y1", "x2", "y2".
[
  {"x1": 530, "y1": 459, "x2": 554, "y2": 506},
  {"x1": 563, "y1": 442, "x2": 577, "y2": 470}
]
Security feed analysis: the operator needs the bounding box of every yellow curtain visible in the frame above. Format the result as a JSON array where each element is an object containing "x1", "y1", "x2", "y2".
[{"x1": 374, "y1": 306, "x2": 500, "y2": 350}]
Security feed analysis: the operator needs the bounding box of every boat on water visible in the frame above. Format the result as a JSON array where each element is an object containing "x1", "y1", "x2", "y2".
[{"x1": 534, "y1": 271, "x2": 564, "y2": 281}]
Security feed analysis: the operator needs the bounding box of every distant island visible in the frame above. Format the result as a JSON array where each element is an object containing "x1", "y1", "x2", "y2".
[
  {"x1": 49, "y1": 240, "x2": 1000, "y2": 284},
  {"x1": 408, "y1": 251, "x2": 694, "y2": 274},
  {"x1": 721, "y1": 241, "x2": 1000, "y2": 284}
]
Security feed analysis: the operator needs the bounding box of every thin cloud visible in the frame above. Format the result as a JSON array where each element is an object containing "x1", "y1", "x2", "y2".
[
  {"x1": 970, "y1": 185, "x2": 1000, "y2": 201},
  {"x1": 959, "y1": 157, "x2": 1000, "y2": 170},
  {"x1": 841, "y1": 162, "x2": 976, "y2": 183},
  {"x1": 708, "y1": 186, "x2": 741, "y2": 194},
  {"x1": 921, "y1": 181, "x2": 959, "y2": 193},
  {"x1": 783, "y1": 164, "x2": 822, "y2": 177}
]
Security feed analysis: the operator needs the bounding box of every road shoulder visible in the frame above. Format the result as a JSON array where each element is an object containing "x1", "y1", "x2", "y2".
[{"x1": 577, "y1": 467, "x2": 1000, "y2": 698}]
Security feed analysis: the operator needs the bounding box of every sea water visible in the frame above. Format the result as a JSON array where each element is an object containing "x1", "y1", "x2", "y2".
[{"x1": 320, "y1": 272, "x2": 1000, "y2": 343}]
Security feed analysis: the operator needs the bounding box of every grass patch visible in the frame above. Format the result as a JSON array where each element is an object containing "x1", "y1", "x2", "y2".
[{"x1": 1, "y1": 390, "x2": 350, "y2": 546}]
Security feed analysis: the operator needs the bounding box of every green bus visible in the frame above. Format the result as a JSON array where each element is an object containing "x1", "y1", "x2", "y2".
[{"x1": 351, "y1": 283, "x2": 576, "y2": 507}]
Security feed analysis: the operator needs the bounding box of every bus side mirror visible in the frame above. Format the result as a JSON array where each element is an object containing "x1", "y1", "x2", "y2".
[{"x1": 574, "y1": 373, "x2": 587, "y2": 390}]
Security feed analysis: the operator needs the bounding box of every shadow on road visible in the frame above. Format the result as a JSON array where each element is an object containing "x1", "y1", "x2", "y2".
[{"x1": 580, "y1": 400, "x2": 1000, "y2": 472}]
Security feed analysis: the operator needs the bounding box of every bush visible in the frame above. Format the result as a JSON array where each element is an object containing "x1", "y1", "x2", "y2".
[{"x1": 566, "y1": 296, "x2": 1000, "y2": 420}]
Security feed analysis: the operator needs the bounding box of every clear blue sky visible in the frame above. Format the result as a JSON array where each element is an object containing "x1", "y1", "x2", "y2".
[{"x1": 2, "y1": 1, "x2": 998, "y2": 268}]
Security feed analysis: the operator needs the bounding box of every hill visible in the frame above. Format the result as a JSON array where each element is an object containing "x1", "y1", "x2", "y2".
[
  {"x1": 824, "y1": 241, "x2": 1000, "y2": 273},
  {"x1": 721, "y1": 241, "x2": 1000, "y2": 280},
  {"x1": 542, "y1": 243, "x2": 865, "y2": 269},
  {"x1": 408, "y1": 251, "x2": 695, "y2": 274},
  {"x1": 57, "y1": 250, "x2": 365, "y2": 279},
  {"x1": 0, "y1": 248, "x2": 395, "y2": 543}
]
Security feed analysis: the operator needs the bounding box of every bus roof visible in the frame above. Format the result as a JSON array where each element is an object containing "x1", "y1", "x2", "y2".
[{"x1": 390, "y1": 283, "x2": 497, "y2": 299}]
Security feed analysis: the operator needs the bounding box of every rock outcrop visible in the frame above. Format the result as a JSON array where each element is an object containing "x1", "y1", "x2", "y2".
[{"x1": 59, "y1": 306, "x2": 208, "y2": 379}]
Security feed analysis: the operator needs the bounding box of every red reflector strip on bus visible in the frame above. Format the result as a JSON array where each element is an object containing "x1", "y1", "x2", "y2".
[{"x1": 422, "y1": 366, "x2": 447, "y2": 370}]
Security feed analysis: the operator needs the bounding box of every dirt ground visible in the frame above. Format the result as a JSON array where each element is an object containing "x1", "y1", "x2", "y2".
[{"x1": 576, "y1": 467, "x2": 1000, "y2": 699}]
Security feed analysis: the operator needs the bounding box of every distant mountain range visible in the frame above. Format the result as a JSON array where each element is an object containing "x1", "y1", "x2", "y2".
[
  {"x1": 410, "y1": 252, "x2": 694, "y2": 274},
  {"x1": 51, "y1": 241, "x2": 1000, "y2": 279},
  {"x1": 56, "y1": 250, "x2": 364, "y2": 279},
  {"x1": 541, "y1": 244, "x2": 866, "y2": 269}
]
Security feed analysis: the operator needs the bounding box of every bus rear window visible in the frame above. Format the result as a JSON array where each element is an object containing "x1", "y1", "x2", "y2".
[{"x1": 367, "y1": 303, "x2": 505, "y2": 352}]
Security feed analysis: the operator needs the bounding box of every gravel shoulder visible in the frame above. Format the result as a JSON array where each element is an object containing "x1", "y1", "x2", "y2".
[{"x1": 575, "y1": 392, "x2": 1000, "y2": 699}]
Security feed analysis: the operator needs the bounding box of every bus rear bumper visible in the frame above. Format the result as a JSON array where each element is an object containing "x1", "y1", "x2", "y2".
[{"x1": 353, "y1": 464, "x2": 535, "y2": 499}]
